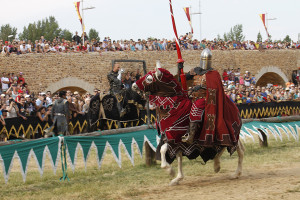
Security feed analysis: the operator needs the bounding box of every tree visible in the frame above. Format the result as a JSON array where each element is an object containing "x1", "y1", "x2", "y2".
[
  {"x1": 223, "y1": 33, "x2": 228, "y2": 42},
  {"x1": 0, "y1": 24, "x2": 17, "y2": 41},
  {"x1": 283, "y1": 35, "x2": 291, "y2": 43},
  {"x1": 223, "y1": 24, "x2": 245, "y2": 42},
  {"x1": 19, "y1": 16, "x2": 61, "y2": 41},
  {"x1": 257, "y1": 31, "x2": 262, "y2": 42},
  {"x1": 88, "y1": 28, "x2": 100, "y2": 41},
  {"x1": 60, "y1": 29, "x2": 73, "y2": 41}
]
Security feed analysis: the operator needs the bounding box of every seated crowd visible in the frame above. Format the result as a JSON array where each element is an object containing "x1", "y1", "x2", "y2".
[
  {"x1": 1, "y1": 32, "x2": 300, "y2": 56},
  {"x1": 222, "y1": 68, "x2": 300, "y2": 104}
]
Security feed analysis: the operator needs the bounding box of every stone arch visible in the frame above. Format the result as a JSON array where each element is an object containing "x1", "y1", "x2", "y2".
[
  {"x1": 45, "y1": 77, "x2": 95, "y2": 94},
  {"x1": 255, "y1": 66, "x2": 288, "y2": 87}
]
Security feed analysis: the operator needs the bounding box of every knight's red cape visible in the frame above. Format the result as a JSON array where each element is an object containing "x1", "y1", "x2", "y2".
[{"x1": 196, "y1": 70, "x2": 241, "y2": 147}]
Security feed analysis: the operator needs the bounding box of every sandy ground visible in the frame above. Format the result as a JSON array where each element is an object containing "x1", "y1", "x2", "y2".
[{"x1": 139, "y1": 163, "x2": 300, "y2": 200}]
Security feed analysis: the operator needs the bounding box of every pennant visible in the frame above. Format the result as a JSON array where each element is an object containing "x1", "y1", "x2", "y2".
[
  {"x1": 94, "y1": 139, "x2": 107, "y2": 169},
  {"x1": 259, "y1": 14, "x2": 270, "y2": 38},
  {"x1": 183, "y1": 7, "x2": 193, "y2": 33},
  {"x1": 74, "y1": 1, "x2": 85, "y2": 32}
]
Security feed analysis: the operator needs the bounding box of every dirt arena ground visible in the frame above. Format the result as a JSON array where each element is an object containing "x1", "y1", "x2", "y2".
[{"x1": 140, "y1": 163, "x2": 300, "y2": 200}]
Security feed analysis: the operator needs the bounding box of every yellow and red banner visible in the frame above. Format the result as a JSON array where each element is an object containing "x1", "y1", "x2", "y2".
[
  {"x1": 259, "y1": 14, "x2": 270, "y2": 38},
  {"x1": 74, "y1": 1, "x2": 85, "y2": 32},
  {"x1": 183, "y1": 7, "x2": 193, "y2": 34}
]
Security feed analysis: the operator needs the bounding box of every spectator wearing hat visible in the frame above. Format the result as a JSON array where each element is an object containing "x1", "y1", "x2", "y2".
[
  {"x1": 36, "y1": 93, "x2": 48, "y2": 109},
  {"x1": 283, "y1": 88, "x2": 290, "y2": 100},
  {"x1": 15, "y1": 89, "x2": 24, "y2": 103}
]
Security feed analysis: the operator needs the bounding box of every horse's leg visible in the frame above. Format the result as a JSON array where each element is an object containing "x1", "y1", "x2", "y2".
[
  {"x1": 213, "y1": 147, "x2": 226, "y2": 173},
  {"x1": 160, "y1": 143, "x2": 169, "y2": 168},
  {"x1": 232, "y1": 140, "x2": 245, "y2": 179},
  {"x1": 160, "y1": 143, "x2": 175, "y2": 176},
  {"x1": 170, "y1": 151, "x2": 184, "y2": 186}
]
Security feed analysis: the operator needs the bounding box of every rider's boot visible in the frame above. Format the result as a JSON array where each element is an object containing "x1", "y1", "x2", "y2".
[{"x1": 181, "y1": 122, "x2": 197, "y2": 144}]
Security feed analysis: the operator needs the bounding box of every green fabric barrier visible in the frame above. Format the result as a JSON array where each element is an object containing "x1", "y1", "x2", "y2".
[
  {"x1": 0, "y1": 137, "x2": 61, "y2": 183},
  {"x1": 63, "y1": 129, "x2": 158, "y2": 171}
]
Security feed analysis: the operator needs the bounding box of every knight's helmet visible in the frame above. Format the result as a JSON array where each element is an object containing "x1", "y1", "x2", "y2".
[{"x1": 199, "y1": 48, "x2": 212, "y2": 70}]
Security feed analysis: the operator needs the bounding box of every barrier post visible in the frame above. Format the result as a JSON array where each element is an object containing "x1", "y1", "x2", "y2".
[{"x1": 145, "y1": 142, "x2": 156, "y2": 166}]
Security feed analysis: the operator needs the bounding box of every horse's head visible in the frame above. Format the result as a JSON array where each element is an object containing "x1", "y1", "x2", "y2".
[{"x1": 132, "y1": 67, "x2": 183, "y2": 97}]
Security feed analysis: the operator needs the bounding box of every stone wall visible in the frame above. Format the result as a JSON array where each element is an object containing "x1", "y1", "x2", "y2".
[{"x1": 0, "y1": 50, "x2": 299, "y2": 94}]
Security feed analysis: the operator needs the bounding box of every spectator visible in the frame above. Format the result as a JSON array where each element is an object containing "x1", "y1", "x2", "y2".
[
  {"x1": 0, "y1": 107, "x2": 5, "y2": 126},
  {"x1": 36, "y1": 93, "x2": 48, "y2": 108},
  {"x1": 244, "y1": 72, "x2": 251, "y2": 87},
  {"x1": 17, "y1": 97, "x2": 28, "y2": 120},
  {"x1": 17, "y1": 72, "x2": 25, "y2": 84},
  {"x1": 36, "y1": 107, "x2": 50, "y2": 122},
  {"x1": 1, "y1": 72, "x2": 10, "y2": 93},
  {"x1": 25, "y1": 95, "x2": 37, "y2": 116}
]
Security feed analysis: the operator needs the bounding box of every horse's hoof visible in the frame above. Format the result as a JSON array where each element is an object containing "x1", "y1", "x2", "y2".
[
  {"x1": 169, "y1": 180, "x2": 179, "y2": 186},
  {"x1": 169, "y1": 177, "x2": 183, "y2": 186},
  {"x1": 230, "y1": 171, "x2": 242, "y2": 179},
  {"x1": 214, "y1": 165, "x2": 221, "y2": 173}
]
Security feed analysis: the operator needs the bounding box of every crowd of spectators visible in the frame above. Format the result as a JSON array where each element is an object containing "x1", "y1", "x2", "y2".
[
  {"x1": 1, "y1": 32, "x2": 300, "y2": 56},
  {"x1": 222, "y1": 68, "x2": 300, "y2": 104},
  {"x1": 0, "y1": 72, "x2": 98, "y2": 136}
]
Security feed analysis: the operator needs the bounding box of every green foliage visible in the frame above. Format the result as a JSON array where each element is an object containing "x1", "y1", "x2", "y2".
[
  {"x1": 283, "y1": 35, "x2": 291, "y2": 43},
  {"x1": 88, "y1": 28, "x2": 100, "y2": 41},
  {"x1": 223, "y1": 33, "x2": 228, "y2": 42},
  {"x1": 257, "y1": 31, "x2": 262, "y2": 42},
  {"x1": 60, "y1": 29, "x2": 73, "y2": 41},
  {"x1": 223, "y1": 24, "x2": 245, "y2": 42},
  {"x1": 19, "y1": 16, "x2": 62, "y2": 41},
  {"x1": 0, "y1": 24, "x2": 17, "y2": 41}
]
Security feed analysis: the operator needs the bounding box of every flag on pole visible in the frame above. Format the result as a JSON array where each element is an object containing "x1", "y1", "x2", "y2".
[
  {"x1": 74, "y1": 2, "x2": 85, "y2": 32},
  {"x1": 259, "y1": 14, "x2": 270, "y2": 38},
  {"x1": 183, "y1": 7, "x2": 193, "y2": 34}
]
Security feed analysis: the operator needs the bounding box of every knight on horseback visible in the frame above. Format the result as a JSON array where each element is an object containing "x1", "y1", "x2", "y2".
[
  {"x1": 181, "y1": 48, "x2": 213, "y2": 144},
  {"x1": 132, "y1": 49, "x2": 244, "y2": 185}
]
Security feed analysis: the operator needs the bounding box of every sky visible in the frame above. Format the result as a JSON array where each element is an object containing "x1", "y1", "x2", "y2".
[{"x1": 1, "y1": 0, "x2": 300, "y2": 41}]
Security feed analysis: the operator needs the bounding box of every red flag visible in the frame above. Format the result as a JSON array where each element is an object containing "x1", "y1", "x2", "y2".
[
  {"x1": 259, "y1": 14, "x2": 269, "y2": 38},
  {"x1": 74, "y1": 2, "x2": 85, "y2": 32},
  {"x1": 183, "y1": 7, "x2": 193, "y2": 34}
]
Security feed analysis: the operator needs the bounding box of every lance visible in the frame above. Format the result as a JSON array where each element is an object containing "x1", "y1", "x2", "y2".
[{"x1": 169, "y1": 0, "x2": 188, "y2": 92}]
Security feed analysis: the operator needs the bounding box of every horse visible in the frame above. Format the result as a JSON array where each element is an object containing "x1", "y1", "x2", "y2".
[{"x1": 132, "y1": 67, "x2": 245, "y2": 186}]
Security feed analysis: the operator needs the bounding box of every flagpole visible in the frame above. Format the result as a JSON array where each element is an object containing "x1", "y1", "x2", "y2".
[{"x1": 82, "y1": 0, "x2": 84, "y2": 45}]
